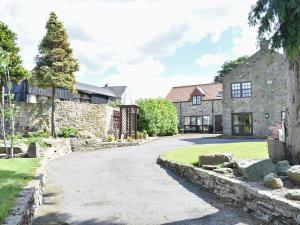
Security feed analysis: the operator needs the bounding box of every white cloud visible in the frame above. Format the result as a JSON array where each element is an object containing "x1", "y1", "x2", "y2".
[
  {"x1": 196, "y1": 53, "x2": 228, "y2": 67},
  {"x1": 0, "y1": 0, "x2": 258, "y2": 99},
  {"x1": 104, "y1": 57, "x2": 213, "y2": 102}
]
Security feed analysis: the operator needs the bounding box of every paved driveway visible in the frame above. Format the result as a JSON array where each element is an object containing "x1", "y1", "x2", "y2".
[{"x1": 34, "y1": 134, "x2": 260, "y2": 225}]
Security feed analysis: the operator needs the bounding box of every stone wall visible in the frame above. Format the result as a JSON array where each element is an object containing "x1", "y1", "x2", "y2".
[
  {"x1": 222, "y1": 49, "x2": 289, "y2": 137},
  {"x1": 174, "y1": 99, "x2": 222, "y2": 132},
  {"x1": 158, "y1": 157, "x2": 300, "y2": 225},
  {"x1": 15, "y1": 101, "x2": 115, "y2": 138}
]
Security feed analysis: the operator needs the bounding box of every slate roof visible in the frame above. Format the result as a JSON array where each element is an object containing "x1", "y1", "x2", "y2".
[
  {"x1": 76, "y1": 82, "x2": 117, "y2": 97},
  {"x1": 105, "y1": 86, "x2": 127, "y2": 98},
  {"x1": 166, "y1": 82, "x2": 223, "y2": 102}
]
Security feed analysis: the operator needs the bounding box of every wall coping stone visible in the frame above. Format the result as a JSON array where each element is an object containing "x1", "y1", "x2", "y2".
[{"x1": 157, "y1": 157, "x2": 300, "y2": 225}]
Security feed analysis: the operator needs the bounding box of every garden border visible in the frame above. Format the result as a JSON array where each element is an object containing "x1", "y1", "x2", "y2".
[
  {"x1": 3, "y1": 158, "x2": 48, "y2": 225},
  {"x1": 157, "y1": 156, "x2": 300, "y2": 225}
]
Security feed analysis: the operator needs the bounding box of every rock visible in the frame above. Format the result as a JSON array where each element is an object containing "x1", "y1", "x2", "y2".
[
  {"x1": 236, "y1": 159, "x2": 275, "y2": 181},
  {"x1": 26, "y1": 142, "x2": 41, "y2": 158},
  {"x1": 202, "y1": 165, "x2": 218, "y2": 170},
  {"x1": 0, "y1": 144, "x2": 28, "y2": 155},
  {"x1": 287, "y1": 165, "x2": 300, "y2": 183},
  {"x1": 78, "y1": 131, "x2": 97, "y2": 139},
  {"x1": 275, "y1": 160, "x2": 291, "y2": 176},
  {"x1": 213, "y1": 168, "x2": 233, "y2": 175},
  {"x1": 199, "y1": 153, "x2": 233, "y2": 167},
  {"x1": 267, "y1": 138, "x2": 286, "y2": 163},
  {"x1": 285, "y1": 190, "x2": 300, "y2": 201},
  {"x1": 263, "y1": 173, "x2": 283, "y2": 189},
  {"x1": 223, "y1": 161, "x2": 237, "y2": 169}
]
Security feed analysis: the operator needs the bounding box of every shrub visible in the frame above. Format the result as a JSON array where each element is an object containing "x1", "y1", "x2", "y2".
[
  {"x1": 58, "y1": 127, "x2": 78, "y2": 138},
  {"x1": 107, "y1": 135, "x2": 115, "y2": 142},
  {"x1": 127, "y1": 136, "x2": 133, "y2": 142},
  {"x1": 20, "y1": 130, "x2": 50, "y2": 147},
  {"x1": 137, "y1": 98, "x2": 178, "y2": 136}
]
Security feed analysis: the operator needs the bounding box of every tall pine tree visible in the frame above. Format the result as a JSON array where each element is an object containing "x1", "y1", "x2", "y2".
[{"x1": 32, "y1": 12, "x2": 79, "y2": 137}]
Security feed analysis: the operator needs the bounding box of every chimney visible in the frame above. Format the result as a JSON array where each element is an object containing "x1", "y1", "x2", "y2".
[{"x1": 260, "y1": 39, "x2": 269, "y2": 51}]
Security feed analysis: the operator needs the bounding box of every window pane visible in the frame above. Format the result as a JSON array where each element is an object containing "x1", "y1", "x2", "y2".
[
  {"x1": 203, "y1": 116, "x2": 210, "y2": 125},
  {"x1": 242, "y1": 82, "x2": 251, "y2": 89},
  {"x1": 242, "y1": 82, "x2": 251, "y2": 97},
  {"x1": 196, "y1": 117, "x2": 202, "y2": 125},
  {"x1": 233, "y1": 115, "x2": 240, "y2": 125},
  {"x1": 184, "y1": 117, "x2": 190, "y2": 125},
  {"x1": 233, "y1": 126, "x2": 240, "y2": 134},
  {"x1": 231, "y1": 83, "x2": 240, "y2": 90},
  {"x1": 191, "y1": 117, "x2": 197, "y2": 125}
]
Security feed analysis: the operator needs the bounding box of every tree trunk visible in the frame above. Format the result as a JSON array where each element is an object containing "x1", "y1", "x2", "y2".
[
  {"x1": 0, "y1": 78, "x2": 8, "y2": 153},
  {"x1": 51, "y1": 86, "x2": 57, "y2": 138},
  {"x1": 286, "y1": 56, "x2": 300, "y2": 164}
]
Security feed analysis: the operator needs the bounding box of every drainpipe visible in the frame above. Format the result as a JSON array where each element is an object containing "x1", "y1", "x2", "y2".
[
  {"x1": 211, "y1": 100, "x2": 214, "y2": 133},
  {"x1": 179, "y1": 102, "x2": 182, "y2": 128}
]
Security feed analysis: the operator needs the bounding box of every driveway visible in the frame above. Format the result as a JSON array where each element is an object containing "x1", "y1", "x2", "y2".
[{"x1": 34, "y1": 134, "x2": 260, "y2": 225}]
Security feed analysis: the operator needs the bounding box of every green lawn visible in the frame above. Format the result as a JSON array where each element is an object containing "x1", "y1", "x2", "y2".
[
  {"x1": 0, "y1": 158, "x2": 40, "y2": 223},
  {"x1": 162, "y1": 141, "x2": 268, "y2": 166}
]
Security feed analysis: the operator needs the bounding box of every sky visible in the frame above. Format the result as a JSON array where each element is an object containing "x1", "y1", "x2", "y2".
[{"x1": 0, "y1": 0, "x2": 259, "y2": 101}]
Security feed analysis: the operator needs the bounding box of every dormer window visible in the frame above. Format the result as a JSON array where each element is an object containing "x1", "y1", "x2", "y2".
[{"x1": 192, "y1": 96, "x2": 201, "y2": 105}]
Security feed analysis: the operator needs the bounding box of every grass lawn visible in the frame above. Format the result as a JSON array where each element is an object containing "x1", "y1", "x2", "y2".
[
  {"x1": 162, "y1": 141, "x2": 268, "y2": 166},
  {"x1": 0, "y1": 158, "x2": 40, "y2": 223}
]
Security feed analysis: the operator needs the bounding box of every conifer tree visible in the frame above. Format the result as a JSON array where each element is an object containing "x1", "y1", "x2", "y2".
[{"x1": 32, "y1": 12, "x2": 79, "y2": 137}]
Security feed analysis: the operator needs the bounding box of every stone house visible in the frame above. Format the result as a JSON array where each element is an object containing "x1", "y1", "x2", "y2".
[
  {"x1": 222, "y1": 41, "x2": 289, "y2": 137},
  {"x1": 166, "y1": 41, "x2": 289, "y2": 137},
  {"x1": 12, "y1": 80, "x2": 130, "y2": 105},
  {"x1": 166, "y1": 83, "x2": 223, "y2": 133}
]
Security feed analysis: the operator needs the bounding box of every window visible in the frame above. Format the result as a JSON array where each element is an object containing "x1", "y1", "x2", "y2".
[
  {"x1": 192, "y1": 96, "x2": 201, "y2": 105},
  {"x1": 184, "y1": 116, "x2": 210, "y2": 132},
  {"x1": 231, "y1": 82, "x2": 252, "y2": 98},
  {"x1": 232, "y1": 113, "x2": 252, "y2": 135},
  {"x1": 281, "y1": 111, "x2": 286, "y2": 121}
]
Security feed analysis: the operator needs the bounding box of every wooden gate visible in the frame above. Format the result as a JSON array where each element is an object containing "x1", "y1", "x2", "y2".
[{"x1": 119, "y1": 105, "x2": 139, "y2": 139}]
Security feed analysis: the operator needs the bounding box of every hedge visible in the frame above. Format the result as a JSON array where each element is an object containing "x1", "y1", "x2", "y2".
[{"x1": 137, "y1": 98, "x2": 178, "y2": 136}]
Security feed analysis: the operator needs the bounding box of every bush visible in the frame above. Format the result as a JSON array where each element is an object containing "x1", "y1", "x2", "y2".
[
  {"x1": 20, "y1": 130, "x2": 50, "y2": 147},
  {"x1": 137, "y1": 98, "x2": 178, "y2": 136},
  {"x1": 107, "y1": 135, "x2": 115, "y2": 142},
  {"x1": 58, "y1": 127, "x2": 78, "y2": 138}
]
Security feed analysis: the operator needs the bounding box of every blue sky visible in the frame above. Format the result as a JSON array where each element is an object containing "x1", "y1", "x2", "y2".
[{"x1": 0, "y1": 0, "x2": 258, "y2": 101}]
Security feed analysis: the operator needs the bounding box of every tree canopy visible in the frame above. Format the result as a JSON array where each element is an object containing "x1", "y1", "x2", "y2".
[
  {"x1": 214, "y1": 56, "x2": 249, "y2": 82},
  {"x1": 0, "y1": 21, "x2": 28, "y2": 83},
  {"x1": 32, "y1": 12, "x2": 79, "y2": 91},
  {"x1": 248, "y1": 0, "x2": 300, "y2": 62}
]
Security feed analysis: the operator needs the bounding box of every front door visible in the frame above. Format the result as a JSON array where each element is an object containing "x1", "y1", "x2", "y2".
[{"x1": 215, "y1": 115, "x2": 223, "y2": 133}]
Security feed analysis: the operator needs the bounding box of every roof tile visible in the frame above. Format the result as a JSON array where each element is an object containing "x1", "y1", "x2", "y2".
[{"x1": 166, "y1": 82, "x2": 222, "y2": 102}]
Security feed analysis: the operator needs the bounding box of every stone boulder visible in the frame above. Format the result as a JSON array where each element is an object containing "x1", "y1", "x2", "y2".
[
  {"x1": 267, "y1": 138, "x2": 286, "y2": 163},
  {"x1": 223, "y1": 161, "x2": 237, "y2": 169},
  {"x1": 199, "y1": 153, "x2": 233, "y2": 167},
  {"x1": 285, "y1": 190, "x2": 300, "y2": 201},
  {"x1": 275, "y1": 160, "x2": 291, "y2": 176},
  {"x1": 287, "y1": 165, "x2": 300, "y2": 184},
  {"x1": 236, "y1": 159, "x2": 275, "y2": 181},
  {"x1": 263, "y1": 173, "x2": 283, "y2": 189},
  {"x1": 0, "y1": 144, "x2": 28, "y2": 155},
  {"x1": 202, "y1": 165, "x2": 218, "y2": 170},
  {"x1": 213, "y1": 168, "x2": 233, "y2": 175},
  {"x1": 26, "y1": 142, "x2": 41, "y2": 158},
  {"x1": 78, "y1": 131, "x2": 97, "y2": 139}
]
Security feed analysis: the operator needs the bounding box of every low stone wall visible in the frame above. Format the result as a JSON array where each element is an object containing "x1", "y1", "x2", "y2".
[
  {"x1": 3, "y1": 139, "x2": 72, "y2": 225},
  {"x1": 15, "y1": 101, "x2": 115, "y2": 138},
  {"x1": 157, "y1": 157, "x2": 300, "y2": 225},
  {"x1": 3, "y1": 159, "x2": 47, "y2": 225},
  {"x1": 70, "y1": 139, "x2": 141, "y2": 151}
]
